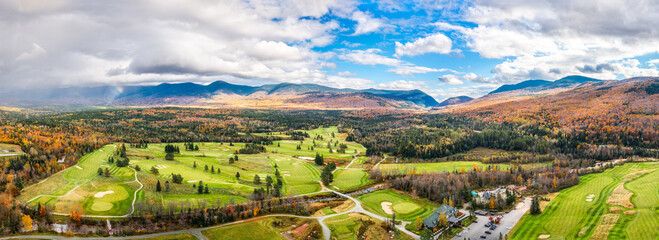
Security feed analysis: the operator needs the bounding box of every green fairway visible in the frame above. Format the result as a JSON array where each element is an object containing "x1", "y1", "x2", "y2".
[
  {"x1": 332, "y1": 169, "x2": 370, "y2": 190},
  {"x1": 357, "y1": 189, "x2": 439, "y2": 221},
  {"x1": 18, "y1": 145, "x2": 140, "y2": 216},
  {"x1": 509, "y1": 162, "x2": 659, "y2": 240},
  {"x1": 378, "y1": 161, "x2": 510, "y2": 173},
  {"x1": 324, "y1": 212, "x2": 414, "y2": 240},
  {"x1": 202, "y1": 216, "x2": 318, "y2": 240}
]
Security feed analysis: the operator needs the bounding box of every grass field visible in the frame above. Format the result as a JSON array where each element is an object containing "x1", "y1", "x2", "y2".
[
  {"x1": 378, "y1": 161, "x2": 511, "y2": 174},
  {"x1": 324, "y1": 212, "x2": 414, "y2": 240},
  {"x1": 202, "y1": 216, "x2": 319, "y2": 240},
  {"x1": 332, "y1": 169, "x2": 371, "y2": 190},
  {"x1": 509, "y1": 162, "x2": 658, "y2": 240},
  {"x1": 357, "y1": 189, "x2": 439, "y2": 221},
  {"x1": 142, "y1": 233, "x2": 197, "y2": 240},
  {"x1": 18, "y1": 126, "x2": 370, "y2": 215},
  {"x1": 18, "y1": 145, "x2": 138, "y2": 216}
]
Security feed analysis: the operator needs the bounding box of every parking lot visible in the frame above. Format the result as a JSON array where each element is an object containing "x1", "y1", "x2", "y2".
[{"x1": 451, "y1": 197, "x2": 531, "y2": 240}]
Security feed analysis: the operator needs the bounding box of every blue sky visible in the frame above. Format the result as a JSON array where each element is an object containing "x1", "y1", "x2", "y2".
[{"x1": 1, "y1": 0, "x2": 658, "y2": 101}]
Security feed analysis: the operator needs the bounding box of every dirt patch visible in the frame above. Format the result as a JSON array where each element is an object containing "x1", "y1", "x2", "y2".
[
  {"x1": 591, "y1": 214, "x2": 620, "y2": 240},
  {"x1": 623, "y1": 210, "x2": 636, "y2": 215},
  {"x1": 538, "y1": 235, "x2": 551, "y2": 239},
  {"x1": 332, "y1": 199, "x2": 355, "y2": 213},
  {"x1": 578, "y1": 227, "x2": 587, "y2": 237},
  {"x1": 609, "y1": 207, "x2": 621, "y2": 213},
  {"x1": 381, "y1": 202, "x2": 394, "y2": 214},
  {"x1": 607, "y1": 184, "x2": 634, "y2": 208},
  {"x1": 292, "y1": 223, "x2": 309, "y2": 235},
  {"x1": 94, "y1": 190, "x2": 115, "y2": 198}
]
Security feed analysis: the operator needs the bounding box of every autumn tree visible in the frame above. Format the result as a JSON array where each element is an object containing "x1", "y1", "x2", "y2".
[
  {"x1": 70, "y1": 204, "x2": 83, "y2": 223},
  {"x1": 21, "y1": 215, "x2": 32, "y2": 231}
]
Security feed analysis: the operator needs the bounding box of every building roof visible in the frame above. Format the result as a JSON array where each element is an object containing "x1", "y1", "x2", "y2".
[{"x1": 422, "y1": 204, "x2": 458, "y2": 228}]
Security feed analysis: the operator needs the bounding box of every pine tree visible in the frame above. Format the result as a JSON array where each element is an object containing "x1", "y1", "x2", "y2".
[
  {"x1": 314, "y1": 152, "x2": 324, "y2": 165},
  {"x1": 530, "y1": 196, "x2": 541, "y2": 214},
  {"x1": 204, "y1": 184, "x2": 209, "y2": 194},
  {"x1": 97, "y1": 168, "x2": 103, "y2": 176},
  {"x1": 236, "y1": 172, "x2": 240, "y2": 180},
  {"x1": 197, "y1": 181, "x2": 204, "y2": 194},
  {"x1": 156, "y1": 180, "x2": 162, "y2": 192}
]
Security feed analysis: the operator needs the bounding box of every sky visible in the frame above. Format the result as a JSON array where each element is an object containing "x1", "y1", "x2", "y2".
[{"x1": 2, "y1": 0, "x2": 659, "y2": 101}]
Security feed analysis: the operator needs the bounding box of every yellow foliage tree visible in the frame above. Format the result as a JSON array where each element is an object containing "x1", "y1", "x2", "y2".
[
  {"x1": 489, "y1": 197, "x2": 496, "y2": 210},
  {"x1": 21, "y1": 214, "x2": 32, "y2": 231}
]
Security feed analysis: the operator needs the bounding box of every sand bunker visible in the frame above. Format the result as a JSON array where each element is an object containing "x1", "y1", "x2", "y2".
[
  {"x1": 623, "y1": 210, "x2": 636, "y2": 215},
  {"x1": 187, "y1": 180, "x2": 199, "y2": 183},
  {"x1": 586, "y1": 194, "x2": 595, "y2": 202},
  {"x1": 298, "y1": 157, "x2": 314, "y2": 160},
  {"x1": 154, "y1": 165, "x2": 167, "y2": 169},
  {"x1": 538, "y1": 235, "x2": 551, "y2": 239},
  {"x1": 381, "y1": 202, "x2": 394, "y2": 214},
  {"x1": 94, "y1": 190, "x2": 115, "y2": 198},
  {"x1": 75, "y1": 166, "x2": 83, "y2": 170},
  {"x1": 284, "y1": 174, "x2": 291, "y2": 176},
  {"x1": 609, "y1": 207, "x2": 621, "y2": 213}
]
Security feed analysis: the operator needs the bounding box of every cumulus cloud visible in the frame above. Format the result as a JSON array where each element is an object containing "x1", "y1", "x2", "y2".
[
  {"x1": 351, "y1": 11, "x2": 385, "y2": 35},
  {"x1": 340, "y1": 48, "x2": 453, "y2": 76},
  {"x1": 438, "y1": 74, "x2": 464, "y2": 85},
  {"x1": 437, "y1": 0, "x2": 659, "y2": 83},
  {"x1": 0, "y1": 0, "x2": 373, "y2": 89},
  {"x1": 427, "y1": 83, "x2": 499, "y2": 101},
  {"x1": 394, "y1": 33, "x2": 453, "y2": 57},
  {"x1": 376, "y1": 80, "x2": 428, "y2": 90}
]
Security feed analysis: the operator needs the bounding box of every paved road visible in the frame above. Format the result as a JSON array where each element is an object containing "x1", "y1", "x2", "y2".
[{"x1": 452, "y1": 197, "x2": 531, "y2": 240}]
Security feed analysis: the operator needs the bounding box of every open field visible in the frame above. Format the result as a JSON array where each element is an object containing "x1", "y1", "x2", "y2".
[
  {"x1": 202, "y1": 216, "x2": 320, "y2": 240},
  {"x1": 332, "y1": 169, "x2": 371, "y2": 190},
  {"x1": 18, "y1": 126, "x2": 370, "y2": 215},
  {"x1": 378, "y1": 161, "x2": 511, "y2": 173},
  {"x1": 142, "y1": 233, "x2": 198, "y2": 240},
  {"x1": 0, "y1": 143, "x2": 23, "y2": 157},
  {"x1": 509, "y1": 162, "x2": 659, "y2": 240},
  {"x1": 357, "y1": 189, "x2": 439, "y2": 221}
]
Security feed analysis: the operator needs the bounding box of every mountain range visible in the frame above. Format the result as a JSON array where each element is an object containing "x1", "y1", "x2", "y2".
[{"x1": 0, "y1": 81, "x2": 439, "y2": 109}]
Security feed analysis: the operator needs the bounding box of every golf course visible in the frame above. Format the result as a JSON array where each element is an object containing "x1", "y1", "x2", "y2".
[
  {"x1": 509, "y1": 162, "x2": 659, "y2": 240},
  {"x1": 18, "y1": 126, "x2": 373, "y2": 216},
  {"x1": 357, "y1": 189, "x2": 439, "y2": 221}
]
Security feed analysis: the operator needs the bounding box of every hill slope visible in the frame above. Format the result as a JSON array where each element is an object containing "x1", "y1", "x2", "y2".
[{"x1": 435, "y1": 96, "x2": 473, "y2": 107}]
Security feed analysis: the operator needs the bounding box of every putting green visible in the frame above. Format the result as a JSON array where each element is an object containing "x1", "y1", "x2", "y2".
[
  {"x1": 393, "y1": 202, "x2": 420, "y2": 214},
  {"x1": 96, "y1": 185, "x2": 130, "y2": 202},
  {"x1": 91, "y1": 202, "x2": 113, "y2": 212}
]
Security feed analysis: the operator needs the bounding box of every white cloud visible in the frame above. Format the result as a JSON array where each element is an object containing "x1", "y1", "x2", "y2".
[
  {"x1": 388, "y1": 66, "x2": 453, "y2": 76},
  {"x1": 426, "y1": 83, "x2": 499, "y2": 101},
  {"x1": 376, "y1": 80, "x2": 428, "y2": 90},
  {"x1": 648, "y1": 59, "x2": 659, "y2": 66},
  {"x1": 437, "y1": 0, "x2": 659, "y2": 83},
  {"x1": 438, "y1": 74, "x2": 464, "y2": 85},
  {"x1": 339, "y1": 48, "x2": 401, "y2": 66},
  {"x1": 337, "y1": 71, "x2": 357, "y2": 76},
  {"x1": 351, "y1": 11, "x2": 385, "y2": 35},
  {"x1": 0, "y1": 0, "x2": 363, "y2": 89},
  {"x1": 394, "y1": 33, "x2": 453, "y2": 57}
]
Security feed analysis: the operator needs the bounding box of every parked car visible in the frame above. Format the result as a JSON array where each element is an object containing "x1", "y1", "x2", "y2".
[
  {"x1": 485, "y1": 222, "x2": 492, "y2": 227},
  {"x1": 480, "y1": 236, "x2": 487, "y2": 239},
  {"x1": 505, "y1": 211, "x2": 510, "y2": 214},
  {"x1": 474, "y1": 220, "x2": 478, "y2": 223},
  {"x1": 490, "y1": 225, "x2": 497, "y2": 230},
  {"x1": 485, "y1": 231, "x2": 492, "y2": 234}
]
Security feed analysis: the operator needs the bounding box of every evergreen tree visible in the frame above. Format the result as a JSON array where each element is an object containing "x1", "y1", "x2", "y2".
[
  {"x1": 193, "y1": 161, "x2": 197, "y2": 168},
  {"x1": 314, "y1": 152, "x2": 324, "y2": 165},
  {"x1": 97, "y1": 168, "x2": 103, "y2": 176},
  {"x1": 236, "y1": 172, "x2": 240, "y2": 180},
  {"x1": 253, "y1": 174, "x2": 261, "y2": 184},
  {"x1": 197, "y1": 181, "x2": 204, "y2": 194},
  {"x1": 156, "y1": 180, "x2": 162, "y2": 192},
  {"x1": 204, "y1": 184, "x2": 209, "y2": 194},
  {"x1": 530, "y1": 196, "x2": 541, "y2": 215}
]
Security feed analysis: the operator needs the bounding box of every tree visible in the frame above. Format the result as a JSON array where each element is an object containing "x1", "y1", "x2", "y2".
[
  {"x1": 236, "y1": 172, "x2": 241, "y2": 180},
  {"x1": 211, "y1": 165, "x2": 215, "y2": 173},
  {"x1": 204, "y1": 165, "x2": 209, "y2": 171},
  {"x1": 172, "y1": 173, "x2": 183, "y2": 184},
  {"x1": 151, "y1": 166, "x2": 159, "y2": 175},
  {"x1": 420, "y1": 228, "x2": 433, "y2": 240},
  {"x1": 437, "y1": 212, "x2": 447, "y2": 228},
  {"x1": 134, "y1": 165, "x2": 141, "y2": 171},
  {"x1": 530, "y1": 196, "x2": 541, "y2": 215},
  {"x1": 197, "y1": 181, "x2": 204, "y2": 194},
  {"x1": 266, "y1": 175, "x2": 273, "y2": 194},
  {"x1": 40, "y1": 205, "x2": 47, "y2": 217},
  {"x1": 253, "y1": 174, "x2": 261, "y2": 184},
  {"x1": 314, "y1": 152, "x2": 324, "y2": 165},
  {"x1": 165, "y1": 153, "x2": 174, "y2": 160},
  {"x1": 165, "y1": 181, "x2": 170, "y2": 191},
  {"x1": 489, "y1": 196, "x2": 497, "y2": 210},
  {"x1": 70, "y1": 205, "x2": 83, "y2": 223},
  {"x1": 416, "y1": 216, "x2": 423, "y2": 230},
  {"x1": 97, "y1": 168, "x2": 103, "y2": 176},
  {"x1": 156, "y1": 180, "x2": 162, "y2": 192},
  {"x1": 204, "y1": 184, "x2": 209, "y2": 194},
  {"x1": 21, "y1": 215, "x2": 32, "y2": 231},
  {"x1": 193, "y1": 161, "x2": 197, "y2": 168}
]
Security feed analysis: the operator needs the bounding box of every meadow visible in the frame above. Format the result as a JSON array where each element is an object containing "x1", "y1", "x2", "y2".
[
  {"x1": 201, "y1": 216, "x2": 319, "y2": 240},
  {"x1": 377, "y1": 161, "x2": 511, "y2": 174},
  {"x1": 509, "y1": 162, "x2": 658, "y2": 240},
  {"x1": 357, "y1": 189, "x2": 439, "y2": 221}
]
